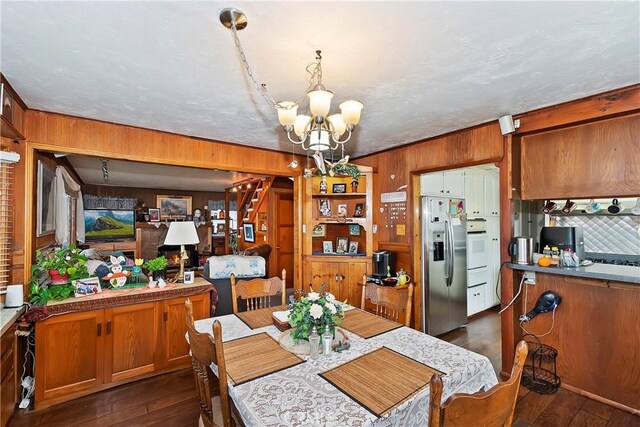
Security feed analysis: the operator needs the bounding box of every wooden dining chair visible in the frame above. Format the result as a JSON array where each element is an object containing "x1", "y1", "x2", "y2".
[
  {"x1": 361, "y1": 275, "x2": 414, "y2": 326},
  {"x1": 428, "y1": 340, "x2": 529, "y2": 427},
  {"x1": 230, "y1": 269, "x2": 286, "y2": 314},
  {"x1": 185, "y1": 299, "x2": 238, "y2": 427}
]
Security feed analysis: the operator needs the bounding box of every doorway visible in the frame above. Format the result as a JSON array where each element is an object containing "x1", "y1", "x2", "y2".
[{"x1": 271, "y1": 190, "x2": 294, "y2": 288}]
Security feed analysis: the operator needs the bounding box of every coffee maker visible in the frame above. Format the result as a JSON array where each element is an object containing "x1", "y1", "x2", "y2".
[{"x1": 368, "y1": 250, "x2": 397, "y2": 284}]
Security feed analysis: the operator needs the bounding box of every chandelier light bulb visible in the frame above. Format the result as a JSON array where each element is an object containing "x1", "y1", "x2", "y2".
[
  {"x1": 339, "y1": 100, "x2": 364, "y2": 125},
  {"x1": 276, "y1": 101, "x2": 298, "y2": 126},
  {"x1": 308, "y1": 89, "x2": 334, "y2": 117}
]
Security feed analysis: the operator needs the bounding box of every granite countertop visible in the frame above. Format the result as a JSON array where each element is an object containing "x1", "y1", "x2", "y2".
[
  {"x1": 1, "y1": 305, "x2": 26, "y2": 335},
  {"x1": 507, "y1": 263, "x2": 640, "y2": 284}
]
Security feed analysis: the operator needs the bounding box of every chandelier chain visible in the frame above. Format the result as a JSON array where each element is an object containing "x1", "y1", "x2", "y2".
[{"x1": 230, "y1": 21, "x2": 321, "y2": 109}]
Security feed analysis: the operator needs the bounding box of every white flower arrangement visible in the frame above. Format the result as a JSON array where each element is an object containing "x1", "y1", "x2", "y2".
[{"x1": 288, "y1": 288, "x2": 345, "y2": 341}]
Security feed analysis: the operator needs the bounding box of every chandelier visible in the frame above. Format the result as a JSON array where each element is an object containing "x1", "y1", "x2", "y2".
[{"x1": 220, "y1": 8, "x2": 364, "y2": 154}]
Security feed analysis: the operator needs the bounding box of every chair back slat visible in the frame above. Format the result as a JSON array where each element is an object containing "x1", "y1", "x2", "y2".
[
  {"x1": 361, "y1": 275, "x2": 414, "y2": 326},
  {"x1": 429, "y1": 340, "x2": 529, "y2": 427},
  {"x1": 185, "y1": 299, "x2": 233, "y2": 427},
  {"x1": 231, "y1": 269, "x2": 286, "y2": 314}
]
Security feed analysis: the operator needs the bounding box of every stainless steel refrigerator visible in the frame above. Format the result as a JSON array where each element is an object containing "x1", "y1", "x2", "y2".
[{"x1": 421, "y1": 197, "x2": 468, "y2": 336}]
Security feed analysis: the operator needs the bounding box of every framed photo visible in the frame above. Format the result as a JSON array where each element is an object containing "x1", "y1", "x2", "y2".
[
  {"x1": 353, "y1": 203, "x2": 364, "y2": 217},
  {"x1": 312, "y1": 224, "x2": 326, "y2": 237},
  {"x1": 243, "y1": 223, "x2": 255, "y2": 243},
  {"x1": 332, "y1": 183, "x2": 347, "y2": 194},
  {"x1": 258, "y1": 212, "x2": 267, "y2": 232},
  {"x1": 348, "y1": 241, "x2": 359, "y2": 254},
  {"x1": 349, "y1": 224, "x2": 361, "y2": 236},
  {"x1": 73, "y1": 277, "x2": 102, "y2": 298},
  {"x1": 216, "y1": 223, "x2": 225, "y2": 234},
  {"x1": 336, "y1": 237, "x2": 349, "y2": 254},
  {"x1": 148, "y1": 208, "x2": 160, "y2": 222},
  {"x1": 156, "y1": 195, "x2": 192, "y2": 219},
  {"x1": 183, "y1": 271, "x2": 195, "y2": 284},
  {"x1": 337, "y1": 204, "x2": 347, "y2": 217},
  {"x1": 36, "y1": 160, "x2": 56, "y2": 237},
  {"x1": 318, "y1": 199, "x2": 331, "y2": 217},
  {"x1": 322, "y1": 241, "x2": 333, "y2": 254}
]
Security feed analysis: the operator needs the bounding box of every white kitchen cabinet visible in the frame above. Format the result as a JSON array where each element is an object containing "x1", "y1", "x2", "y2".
[
  {"x1": 420, "y1": 171, "x2": 465, "y2": 198},
  {"x1": 420, "y1": 173, "x2": 444, "y2": 196},
  {"x1": 467, "y1": 284, "x2": 486, "y2": 316},
  {"x1": 465, "y1": 172, "x2": 485, "y2": 217},
  {"x1": 484, "y1": 173, "x2": 500, "y2": 216},
  {"x1": 485, "y1": 217, "x2": 501, "y2": 307},
  {"x1": 443, "y1": 171, "x2": 465, "y2": 198}
]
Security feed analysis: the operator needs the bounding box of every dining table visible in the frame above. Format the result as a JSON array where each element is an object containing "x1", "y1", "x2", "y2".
[{"x1": 194, "y1": 307, "x2": 498, "y2": 427}]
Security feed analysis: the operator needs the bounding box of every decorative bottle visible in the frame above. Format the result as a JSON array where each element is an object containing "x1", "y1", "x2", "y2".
[
  {"x1": 322, "y1": 328, "x2": 332, "y2": 357},
  {"x1": 309, "y1": 327, "x2": 320, "y2": 360}
]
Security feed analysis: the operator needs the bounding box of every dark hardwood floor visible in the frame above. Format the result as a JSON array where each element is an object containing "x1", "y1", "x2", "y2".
[{"x1": 10, "y1": 308, "x2": 639, "y2": 426}]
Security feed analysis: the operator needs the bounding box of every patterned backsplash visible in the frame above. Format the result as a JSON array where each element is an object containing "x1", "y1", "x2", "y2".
[{"x1": 555, "y1": 215, "x2": 640, "y2": 255}]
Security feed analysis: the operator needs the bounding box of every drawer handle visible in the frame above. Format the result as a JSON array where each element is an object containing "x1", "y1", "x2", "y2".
[
  {"x1": 97, "y1": 323, "x2": 102, "y2": 337},
  {"x1": 106, "y1": 321, "x2": 112, "y2": 335}
]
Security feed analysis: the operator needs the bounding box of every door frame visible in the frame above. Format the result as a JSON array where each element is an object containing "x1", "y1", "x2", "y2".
[{"x1": 268, "y1": 187, "x2": 294, "y2": 287}]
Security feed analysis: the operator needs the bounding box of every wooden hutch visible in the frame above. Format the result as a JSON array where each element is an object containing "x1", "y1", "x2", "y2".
[{"x1": 299, "y1": 165, "x2": 374, "y2": 305}]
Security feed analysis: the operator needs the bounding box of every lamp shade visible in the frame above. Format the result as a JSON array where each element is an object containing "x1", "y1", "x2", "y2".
[
  {"x1": 276, "y1": 101, "x2": 298, "y2": 126},
  {"x1": 328, "y1": 114, "x2": 347, "y2": 137},
  {"x1": 339, "y1": 100, "x2": 364, "y2": 125},
  {"x1": 164, "y1": 221, "x2": 200, "y2": 245},
  {"x1": 308, "y1": 129, "x2": 330, "y2": 151},
  {"x1": 308, "y1": 89, "x2": 333, "y2": 117},
  {"x1": 293, "y1": 115, "x2": 311, "y2": 137}
]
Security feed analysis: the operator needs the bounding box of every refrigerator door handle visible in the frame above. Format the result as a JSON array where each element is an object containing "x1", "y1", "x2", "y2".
[
  {"x1": 448, "y1": 216, "x2": 455, "y2": 285},
  {"x1": 444, "y1": 218, "x2": 451, "y2": 286}
]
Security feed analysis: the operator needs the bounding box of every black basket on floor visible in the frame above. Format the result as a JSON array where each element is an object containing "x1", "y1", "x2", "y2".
[{"x1": 521, "y1": 334, "x2": 560, "y2": 394}]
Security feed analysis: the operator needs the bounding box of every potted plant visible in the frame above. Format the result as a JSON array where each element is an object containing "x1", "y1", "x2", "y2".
[
  {"x1": 144, "y1": 256, "x2": 168, "y2": 280},
  {"x1": 29, "y1": 246, "x2": 89, "y2": 305}
]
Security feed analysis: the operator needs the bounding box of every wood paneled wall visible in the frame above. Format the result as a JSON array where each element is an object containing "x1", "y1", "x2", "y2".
[{"x1": 82, "y1": 184, "x2": 225, "y2": 215}]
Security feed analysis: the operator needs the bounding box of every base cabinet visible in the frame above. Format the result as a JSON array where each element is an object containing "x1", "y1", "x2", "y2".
[
  {"x1": 303, "y1": 257, "x2": 370, "y2": 305},
  {"x1": 1, "y1": 325, "x2": 18, "y2": 427},
  {"x1": 35, "y1": 292, "x2": 210, "y2": 410}
]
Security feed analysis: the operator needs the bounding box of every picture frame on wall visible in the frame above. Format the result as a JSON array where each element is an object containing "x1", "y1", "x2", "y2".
[
  {"x1": 36, "y1": 160, "x2": 56, "y2": 237},
  {"x1": 348, "y1": 241, "x2": 359, "y2": 254},
  {"x1": 348, "y1": 224, "x2": 360, "y2": 236},
  {"x1": 312, "y1": 224, "x2": 326, "y2": 237},
  {"x1": 332, "y1": 183, "x2": 347, "y2": 194},
  {"x1": 322, "y1": 241, "x2": 333, "y2": 254},
  {"x1": 148, "y1": 208, "x2": 160, "y2": 222},
  {"x1": 336, "y1": 237, "x2": 348, "y2": 254},
  {"x1": 156, "y1": 195, "x2": 192, "y2": 219},
  {"x1": 243, "y1": 223, "x2": 255, "y2": 243}
]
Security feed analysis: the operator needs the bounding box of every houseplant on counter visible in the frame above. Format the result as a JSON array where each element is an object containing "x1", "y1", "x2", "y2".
[
  {"x1": 144, "y1": 256, "x2": 168, "y2": 280},
  {"x1": 29, "y1": 246, "x2": 89, "y2": 305}
]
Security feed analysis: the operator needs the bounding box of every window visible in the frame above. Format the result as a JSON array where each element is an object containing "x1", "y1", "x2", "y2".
[{"x1": 0, "y1": 151, "x2": 20, "y2": 288}]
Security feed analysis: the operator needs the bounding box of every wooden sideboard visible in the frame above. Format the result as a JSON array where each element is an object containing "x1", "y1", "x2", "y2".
[
  {"x1": 84, "y1": 240, "x2": 138, "y2": 258},
  {"x1": 34, "y1": 279, "x2": 213, "y2": 410}
]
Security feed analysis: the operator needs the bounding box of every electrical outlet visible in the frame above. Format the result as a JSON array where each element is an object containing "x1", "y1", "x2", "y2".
[{"x1": 524, "y1": 271, "x2": 536, "y2": 284}]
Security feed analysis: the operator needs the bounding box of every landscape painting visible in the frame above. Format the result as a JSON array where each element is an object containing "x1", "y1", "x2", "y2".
[
  {"x1": 157, "y1": 195, "x2": 192, "y2": 219},
  {"x1": 84, "y1": 209, "x2": 135, "y2": 239}
]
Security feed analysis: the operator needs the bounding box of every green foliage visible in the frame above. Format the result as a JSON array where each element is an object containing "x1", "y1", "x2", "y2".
[
  {"x1": 143, "y1": 256, "x2": 168, "y2": 272},
  {"x1": 317, "y1": 163, "x2": 361, "y2": 181},
  {"x1": 288, "y1": 288, "x2": 345, "y2": 342},
  {"x1": 229, "y1": 232, "x2": 239, "y2": 254},
  {"x1": 29, "y1": 245, "x2": 89, "y2": 305}
]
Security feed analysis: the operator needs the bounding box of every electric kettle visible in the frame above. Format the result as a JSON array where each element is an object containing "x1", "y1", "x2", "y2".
[{"x1": 508, "y1": 237, "x2": 534, "y2": 265}]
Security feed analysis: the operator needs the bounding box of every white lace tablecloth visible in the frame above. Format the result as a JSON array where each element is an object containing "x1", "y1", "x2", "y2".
[{"x1": 194, "y1": 313, "x2": 498, "y2": 427}]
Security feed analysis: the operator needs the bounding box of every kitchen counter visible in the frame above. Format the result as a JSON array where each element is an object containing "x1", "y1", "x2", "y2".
[
  {"x1": 1, "y1": 305, "x2": 25, "y2": 335},
  {"x1": 507, "y1": 262, "x2": 640, "y2": 284}
]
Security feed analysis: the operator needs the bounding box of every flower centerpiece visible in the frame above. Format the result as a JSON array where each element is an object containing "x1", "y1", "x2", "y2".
[{"x1": 288, "y1": 288, "x2": 345, "y2": 342}]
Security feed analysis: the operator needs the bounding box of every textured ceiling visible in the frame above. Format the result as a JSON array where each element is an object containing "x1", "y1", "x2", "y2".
[
  {"x1": 1, "y1": 2, "x2": 639, "y2": 158},
  {"x1": 67, "y1": 155, "x2": 259, "y2": 191}
]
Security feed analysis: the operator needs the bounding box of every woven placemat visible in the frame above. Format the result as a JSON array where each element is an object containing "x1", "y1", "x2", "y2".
[
  {"x1": 223, "y1": 332, "x2": 304, "y2": 386},
  {"x1": 341, "y1": 309, "x2": 403, "y2": 339},
  {"x1": 319, "y1": 347, "x2": 444, "y2": 418},
  {"x1": 235, "y1": 305, "x2": 288, "y2": 329}
]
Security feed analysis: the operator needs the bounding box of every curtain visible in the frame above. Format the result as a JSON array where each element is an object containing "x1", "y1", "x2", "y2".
[{"x1": 55, "y1": 166, "x2": 85, "y2": 245}]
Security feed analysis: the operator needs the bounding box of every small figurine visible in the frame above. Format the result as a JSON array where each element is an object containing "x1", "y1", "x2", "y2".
[
  {"x1": 102, "y1": 255, "x2": 130, "y2": 288},
  {"x1": 157, "y1": 277, "x2": 167, "y2": 289},
  {"x1": 319, "y1": 176, "x2": 328, "y2": 194}
]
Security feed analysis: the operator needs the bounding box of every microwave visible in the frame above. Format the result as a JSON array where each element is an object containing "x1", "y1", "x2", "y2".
[{"x1": 540, "y1": 226, "x2": 584, "y2": 259}]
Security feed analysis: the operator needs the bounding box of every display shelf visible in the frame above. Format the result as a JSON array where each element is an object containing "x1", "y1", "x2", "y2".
[
  {"x1": 311, "y1": 193, "x2": 367, "y2": 198},
  {"x1": 311, "y1": 252, "x2": 367, "y2": 257},
  {"x1": 312, "y1": 217, "x2": 367, "y2": 225}
]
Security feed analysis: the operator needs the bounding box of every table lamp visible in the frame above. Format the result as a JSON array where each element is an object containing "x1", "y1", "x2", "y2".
[{"x1": 163, "y1": 221, "x2": 200, "y2": 283}]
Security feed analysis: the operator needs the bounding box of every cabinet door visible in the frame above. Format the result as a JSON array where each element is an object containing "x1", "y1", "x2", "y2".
[
  {"x1": 420, "y1": 173, "x2": 444, "y2": 196},
  {"x1": 345, "y1": 261, "x2": 370, "y2": 306},
  {"x1": 162, "y1": 293, "x2": 209, "y2": 369},
  {"x1": 467, "y1": 284, "x2": 486, "y2": 316},
  {"x1": 309, "y1": 261, "x2": 341, "y2": 298},
  {"x1": 104, "y1": 302, "x2": 160, "y2": 383},
  {"x1": 464, "y1": 172, "x2": 485, "y2": 217},
  {"x1": 444, "y1": 171, "x2": 465, "y2": 198},
  {"x1": 35, "y1": 310, "x2": 104, "y2": 408},
  {"x1": 1, "y1": 327, "x2": 16, "y2": 426},
  {"x1": 484, "y1": 173, "x2": 500, "y2": 216},
  {"x1": 485, "y1": 217, "x2": 501, "y2": 307}
]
